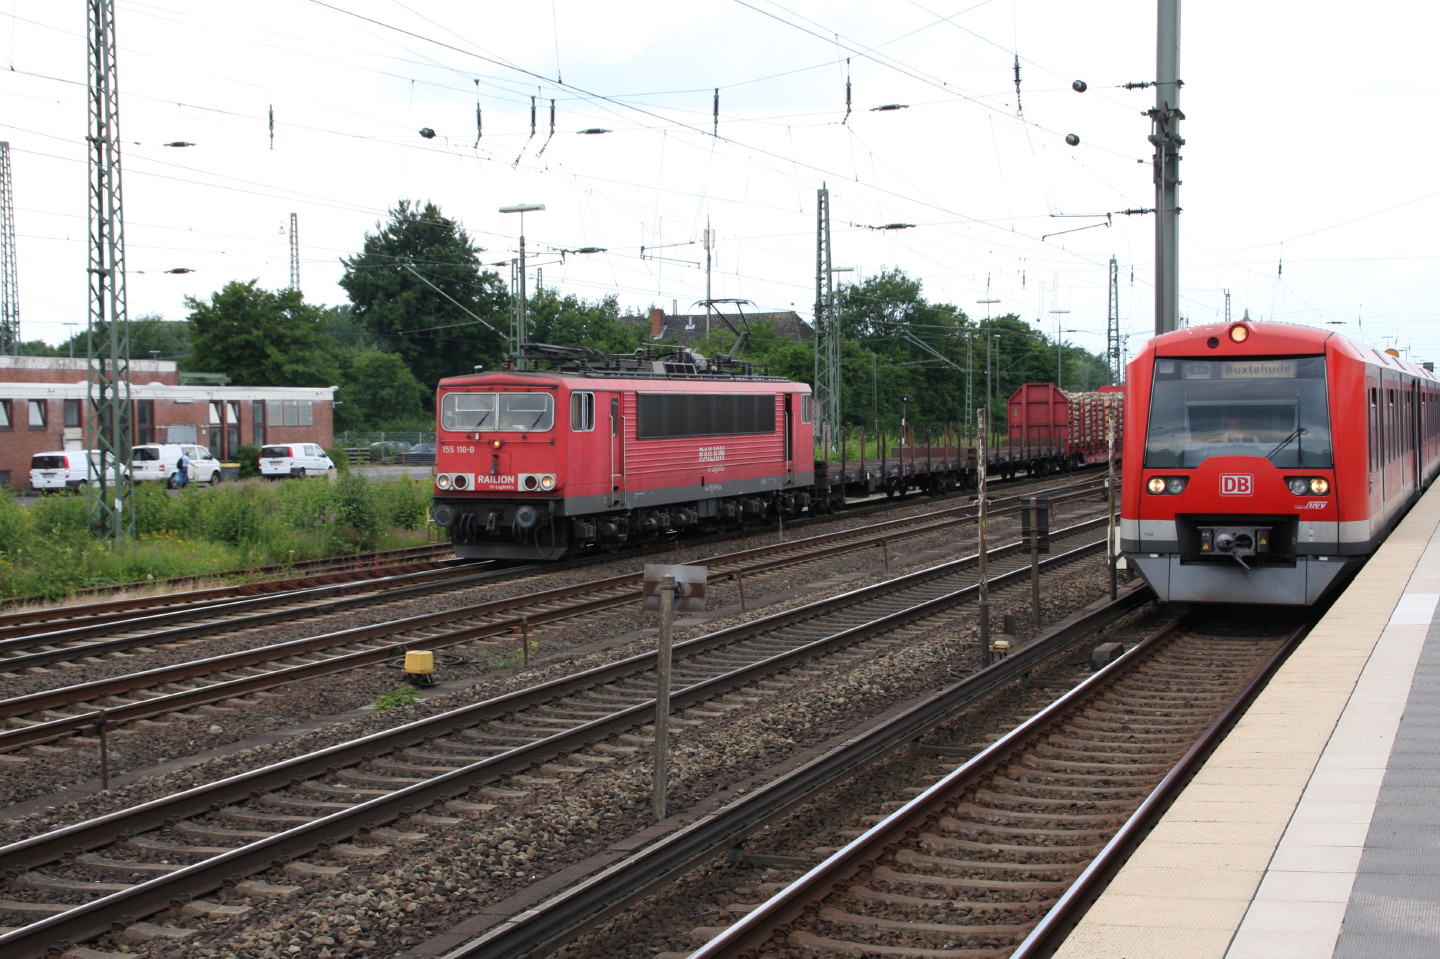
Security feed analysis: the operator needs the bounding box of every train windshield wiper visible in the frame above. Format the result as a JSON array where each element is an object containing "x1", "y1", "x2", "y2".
[{"x1": 1266, "y1": 427, "x2": 1306, "y2": 460}]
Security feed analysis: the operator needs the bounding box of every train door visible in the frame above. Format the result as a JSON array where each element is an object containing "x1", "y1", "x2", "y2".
[
  {"x1": 1411, "y1": 380, "x2": 1423, "y2": 490},
  {"x1": 609, "y1": 396, "x2": 623, "y2": 506},
  {"x1": 783, "y1": 392, "x2": 795, "y2": 481}
]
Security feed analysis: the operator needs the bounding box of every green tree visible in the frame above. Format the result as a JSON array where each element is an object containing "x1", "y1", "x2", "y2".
[
  {"x1": 185, "y1": 280, "x2": 341, "y2": 387},
  {"x1": 336, "y1": 350, "x2": 429, "y2": 430},
  {"x1": 339, "y1": 200, "x2": 507, "y2": 393},
  {"x1": 527, "y1": 290, "x2": 649, "y2": 354}
]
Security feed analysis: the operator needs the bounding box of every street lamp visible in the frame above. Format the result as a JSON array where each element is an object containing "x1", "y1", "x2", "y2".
[{"x1": 500, "y1": 203, "x2": 545, "y2": 364}]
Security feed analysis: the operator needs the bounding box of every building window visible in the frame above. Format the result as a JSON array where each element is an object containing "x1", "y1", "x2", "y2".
[
  {"x1": 0, "y1": 399, "x2": 11, "y2": 430},
  {"x1": 28, "y1": 399, "x2": 47, "y2": 429},
  {"x1": 135, "y1": 399, "x2": 155, "y2": 445},
  {"x1": 299, "y1": 400, "x2": 313, "y2": 426},
  {"x1": 253, "y1": 400, "x2": 266, "y2": 446},
  {"x1": 209, "y1": 401, "x2": 222, "y2": 426},
  {"x1": 64, "y1": 398, "x2": 83, "y2": 429}
]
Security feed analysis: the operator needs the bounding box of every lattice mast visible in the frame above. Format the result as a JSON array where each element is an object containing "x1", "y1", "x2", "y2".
[
  {"x1": 0, "y1": 142, "x2": 18, "y2": 354},
  {"x1": 86, "y1": 0, "x2": 134, "y2": 539},
  {"x1": 812, "y1": 185, "x2": 840, "y2": 453},
  {"x1": 288, "y1": 212, "x2": 300, "y2": 291},
  {"x1": 1106, "y1": 255, "x2": 1121, "y2": 383}
]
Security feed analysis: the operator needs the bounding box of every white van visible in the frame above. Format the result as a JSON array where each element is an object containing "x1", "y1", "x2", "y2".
[
  {"x1": 258, "y1": 443, "x2": 335, "y2": 479},
  {"x1": 131, "y1": 444, "x2": 223, "y2": 487},
  {"x1": 29, "y1": 450, "x2": 128, "y2": 493}
]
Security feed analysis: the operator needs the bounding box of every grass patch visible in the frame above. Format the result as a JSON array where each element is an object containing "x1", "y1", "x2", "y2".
[{"x1": 0, "y1": 476, "x2": 435, "y2": 600}]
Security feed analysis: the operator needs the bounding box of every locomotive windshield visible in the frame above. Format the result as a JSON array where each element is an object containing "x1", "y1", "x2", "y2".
[
  {"x1": 1144, "y1": 356, "x2": 1332, "y2": 468},
  {"x1": 441, "y1": 392, "x2": 554, "y2": 432}
]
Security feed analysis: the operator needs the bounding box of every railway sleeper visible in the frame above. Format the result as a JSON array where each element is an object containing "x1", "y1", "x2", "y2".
[
  {"x1": 893, "y1": 849, "x2": 1085, "y2": 880},
  {"x1": 817, "y1": 905, "x2": 1039, "y2": 939},
  {"x1": 868, "y1": 867, "x2": 1063, "y2": 897},
  {"x1": 936, "y1": 816, "x2": 1113, "y2": 845},
  {"x1": 948, "y1": 800, "x2": 1127, "y2": 826},
  {"x1": 919, "y1": 833, "x2": 1103, "y2": 862},
  {"x1": 987, "y1": 775, "x2": 1153, "y2": 802},
  {"x1": 15, "y1": 870, "x2": 129, "y2": 893},
  {"x1": 848, "y1": 882, "x2": 1054, "y2": 915},
  {"x1": 75, "y1": 852, "x2": 187, "y2": 877}
]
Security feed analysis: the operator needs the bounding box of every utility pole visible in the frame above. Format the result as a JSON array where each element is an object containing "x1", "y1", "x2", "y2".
[
  {"x1": 703, "y1": 220, "x2": 714, "y2": 335},
  {"x1": 288, "y1": 212, "x2": 300, "y2": 292},
  {"x1": 812, "y1": 185, "x2": 840, "y2": 454},
  {"x1": 1151, "y1": 0, "x2": 1183, "y2": 334},
  {"x1": 975, "y1": 299, "x2": 998, "y2": 443},
  {"x1": 0, "y1": 142, "x2": 18, "y2": 355},
  {"x1": 1106, "y1": 256, "x2": 1122, "y2": 384},
  {"x1": 86, "y1": 0, "x2": 134, "y2": 541},
  {"x1": 1050, "y1": 309, "x2": 1071, "y2": 388}
]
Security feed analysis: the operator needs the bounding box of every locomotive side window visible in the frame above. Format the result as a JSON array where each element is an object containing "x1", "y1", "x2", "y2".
[
  {"x1": 441, "y1": 392, "x2": 554, "y2": 432},
  {"x1": 570, "y1": 392, "x2": 595, "y2": 432},
  {"x1": 1144, "y1": 356, "x2": 1332, "y2": 469},
  {"x1": 635, "y1": 393, "x2": 776, "y2": 439},
  {"x1": 801, "y1": 393, "x2": 813, "y2": 424}
]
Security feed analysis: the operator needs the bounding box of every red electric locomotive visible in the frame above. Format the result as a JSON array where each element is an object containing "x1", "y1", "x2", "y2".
[
  {"x1": 431, "y1": 343, "x2": 818, "y2": 560},
  {"x1": 1121, "y1": 320, "x2": 1440, "y2": 605}
]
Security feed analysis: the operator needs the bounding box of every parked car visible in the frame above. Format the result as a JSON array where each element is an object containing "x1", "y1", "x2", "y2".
[
  {"x1": 405, "y1": 442, "x2": 436, "y2": 465},
  {"x1": 29, "y1": 449, "x2": 128, "y2": 493},
  {"x1": 259, "y1": 443, "x2": 336, "y2": 479},
  {"x1": 131, "y1": 444, "x2": 223, "y2": 487},
  {"x1": 367, "y1": 440, "x2": 411, "y2": 464}
]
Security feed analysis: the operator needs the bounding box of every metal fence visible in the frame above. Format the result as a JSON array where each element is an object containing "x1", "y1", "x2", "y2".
[{"x1": 334, "y1": 431, "x2": 436, "y2": 464}]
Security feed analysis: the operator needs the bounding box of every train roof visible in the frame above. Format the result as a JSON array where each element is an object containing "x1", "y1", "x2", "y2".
[
  {"x1": 1138, "y1": 320, "x2": 1437, "y2": 381},
  {"x1": 440, "y1": 343, "x2": 805, "y2": 389}
]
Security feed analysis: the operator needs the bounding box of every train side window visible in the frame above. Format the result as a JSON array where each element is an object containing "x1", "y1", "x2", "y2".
[
  {"x1": 1369, "y1": 388, "x2": 1378, "y2": 471},
  {"x1": 570, "y1": 392, "x2": 595, "y2": 432},
  {"x1": 801, "y1": 393, "x2": 812, "y2": 424}
]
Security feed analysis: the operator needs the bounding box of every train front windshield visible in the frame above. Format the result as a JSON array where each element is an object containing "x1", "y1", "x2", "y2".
[
  {"x1": 442, "y1": 392, "x2": 555, "y2": 432},
  {"x1": 1143, "y1": 356, "x2": 1332, "y2": 469}
]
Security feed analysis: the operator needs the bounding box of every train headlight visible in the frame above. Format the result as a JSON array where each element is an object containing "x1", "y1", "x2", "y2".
[
  {"x1": 490, "y1": 438, "x2": 504, "y2": 450},
  {"x1": 518, "y1": 473, "x2": 557, "y2": 492},
  {"x1": 1228, "y1": 323, "x2": 1251, "y2": 344},
  {"x1": 436, "y1": 473, "x2": 453, "y2": 491},
  {"x1": 1286, "y1": 476, "x2": 1330, "y2": 495},
  {"x1": 539, "y1": 474, "x2": 557, "y2": 491},
  {"x1": 1146, "y1": 476, "x2": 1188, "y2": 495}
]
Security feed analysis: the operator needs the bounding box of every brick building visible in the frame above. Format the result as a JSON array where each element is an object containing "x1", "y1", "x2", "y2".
[{"x1": 0, "y1": 356, "x2": 336, "y2": 489}]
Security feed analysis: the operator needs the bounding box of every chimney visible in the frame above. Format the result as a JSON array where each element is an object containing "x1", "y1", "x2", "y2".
[{"x1": 649, "y1": 307, "x2": 665, "y2": 338}]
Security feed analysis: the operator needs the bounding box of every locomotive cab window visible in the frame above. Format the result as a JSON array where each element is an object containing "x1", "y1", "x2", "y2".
[
  {"x1": 442, "y1": 392, "x2": 554, "y2": 432},
  {"x1": 1144, "y1": 356, "x2": 1332, "y2": 469},
  {"x1": 570, "y1": 391, "x2": 595, "y2": 432}
]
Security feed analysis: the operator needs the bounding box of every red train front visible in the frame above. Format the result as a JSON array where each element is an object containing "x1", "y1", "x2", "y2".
[
  {"x1": 1121, "y1": 320, "x2": 1440, "y2": 605},
  {"x1": 430, "y1": 344, "x2": 817, "y2": 560}
]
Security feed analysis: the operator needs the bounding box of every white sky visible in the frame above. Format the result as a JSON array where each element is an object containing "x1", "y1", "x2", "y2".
[{"x1": 3, "y1": 1, "x2": 1437, "y2": 370}]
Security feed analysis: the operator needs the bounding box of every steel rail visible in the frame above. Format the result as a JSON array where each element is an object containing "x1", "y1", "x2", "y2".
[{"x1": 0, "y1": 533, "x2": 1111, "y2": 958}]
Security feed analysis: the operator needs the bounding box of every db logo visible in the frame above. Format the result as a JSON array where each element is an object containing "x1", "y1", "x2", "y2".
[{"x1": 1220, "y1": 474, "x2": 1253, "y2": 496}]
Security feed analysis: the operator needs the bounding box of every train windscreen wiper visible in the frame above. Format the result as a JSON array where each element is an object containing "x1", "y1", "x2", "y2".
[{"x1": 1266, "y1": 427, "x2": 1306, "y2": 460}]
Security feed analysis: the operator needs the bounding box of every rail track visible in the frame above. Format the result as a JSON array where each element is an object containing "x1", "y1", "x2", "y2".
[
  {"x1": 679, "y1": 609, "x2": 1307, "y2": 959},
  {"x1": 0, "y1": 479, "x2": 1108, "y2": 758},
  {"x1": 0, "y1": 504, "x2": 1111, "y2": 956}
]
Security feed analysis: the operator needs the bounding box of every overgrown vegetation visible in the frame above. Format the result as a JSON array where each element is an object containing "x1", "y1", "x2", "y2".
[
  {"x1": 370, "y1": 685, "x2": 425, "y2": 711},
  {"x1": 0, "y1": 476, "x2": 434, "y2": 600}
]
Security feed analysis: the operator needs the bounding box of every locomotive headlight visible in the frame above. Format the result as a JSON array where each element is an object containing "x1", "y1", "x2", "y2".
[
  {"x1": 1228, "y1": 323, "x2": 1251, "y2": 344},
  {"x1": 1166, "y1": 477, "x2": 1187, "y2": 494},
  {"x1": 1310, "y1": 477, "x2": 1330, "y2": 495},
  {"x1": 538, "y1": 474, "x2": 557, "y2": 491},
  {"x1": 1147, "y1": 476, "x2": 1187, "y2": 495},
  {"x1": 1147, "y1": 477, "x2": 1167, "y2": 494},
  {"x1": 490, "y1": 438, "x2": 503, "y2": 450},
  {"x1": 436, "y1": 473, "x2": 453, "y2": 491}
]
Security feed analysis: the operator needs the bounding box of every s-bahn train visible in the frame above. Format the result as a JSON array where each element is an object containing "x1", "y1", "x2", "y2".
[
  {"x1": 1121, "y1": 320, "x2": 1440, "y2": 605},
  {"x1": 430, "y1": 343, "x2": 820, "y2": 559}
]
